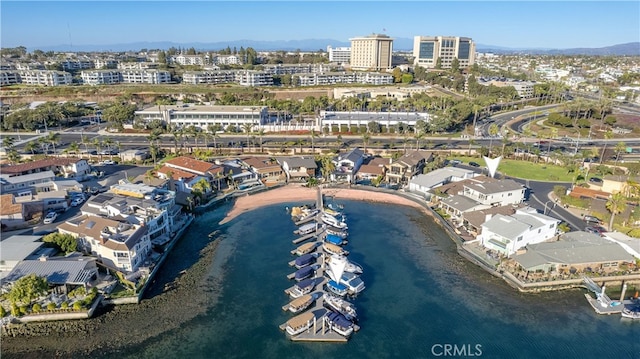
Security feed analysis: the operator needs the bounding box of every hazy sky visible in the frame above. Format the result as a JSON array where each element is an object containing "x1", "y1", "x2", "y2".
[{"x1": 2, "y1": 1, "x2": 639, "y2": 49}]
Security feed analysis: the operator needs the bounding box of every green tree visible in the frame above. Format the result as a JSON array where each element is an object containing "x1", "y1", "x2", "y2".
[
  {"x1": 606, "y1": 192, "x2": 627, "y2": 231},
  {"x1": 101, "y1": 102, "x2": 137, "y2": 130},
  {"x1": 43, "y1": 232, "x2": 78, "y2": 253},
  {"x1": 614, "y1": 141, "x2": 627, "y2": 166},
  {"x1": 8, "y1": 274, "x2": 49, "y2": 305}
]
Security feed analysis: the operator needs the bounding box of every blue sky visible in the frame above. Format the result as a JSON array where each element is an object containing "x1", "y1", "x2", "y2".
[{"x1": 2, "y1": 1, "x2": 639, "y2": 50}]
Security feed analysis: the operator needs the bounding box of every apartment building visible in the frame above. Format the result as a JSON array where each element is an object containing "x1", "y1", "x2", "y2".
[
  {"x1": 349, "y1": 34, "x2": 394, "y2": 71},
  {"x1": 296, "y1": 72, "x2": 393, "y2": 86},
  {"x1": 60, "y1": 60, "x2": 94, "y2": 71},
  {"x1": 19, "y1": 70, "x2": 73, "y2": 86},
  {"x1": 0, "y1": 71, "x2": 21, "y2": 86},
  {"x1": 182, "y1": 70, "x2": 237, "y2": 85},
  {"x1": 413, "y1": 36, "x2": 476, "y2": 69},
  {"x1": 120, "y1": 69, "x2": 171, "y2": 84},
  {"x1": 81, "y1": 70, "x2": 121, "y2": 85},
  {"x1": 236, "y1": 70, "x2": 273, "y2": 86},
  {"x1": 172, "y1": 54, "x2": 206, "y2": 66},
  {"x1": 477, "y1": 78, "x2": 536, "y2": 99},
  {"x1": 327, "y1": 46, "x2": 351, "y2": 64},
  {"x1": 94, "y1": 59, "x2": 118, "y2": 69}
]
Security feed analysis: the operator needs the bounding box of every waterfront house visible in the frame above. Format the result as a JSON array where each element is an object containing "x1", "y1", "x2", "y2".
[
  {"x1": 156, "y1": 165, "x2": 203, "y2": 193},
  {"x1": 58, "y1": 215, "x2": 152, "y2": 273},
  {"x1": 462, "y1": 178, "x2": 525, "y2": 207},
  {"x1": 385, "y1": 150, "x2": 433, "y2": 185},
  {"x1": 276, "y1": 156, "x2": 318, "y2": 181},
  {"x1": 241, "y1": 157, "x2": 285, "y2": 183},
  {"x1": 0, "y1": 193, "x2": 27, "y2": 227},
  {"x1": 408, "y1": 167, "x2": 477, "y2": 198},
  {"x1": 459, "y1": 204, "x2": 525, "y2": 237},
  {"x1": 511, "y1": 231, "x2": 636, "y2": 274},
  {"x1": 331, "y1": 147, "x2": 365, "y2": 183},
  {"x1": 80, "y1": 183, "x2": 181, "y2": 247},
  {"x1": 163, "y1": 156, "x2": 224, "y2": 190},
  {"x1": 0, "y1": 235, "x2": 48, "y2": 280},
  {"x1": 3, "y1": 254, "x2": 99, "y2": 292},
  {"x1": 355, "y1": 163, "x2": 386, "y2": 182},
  {"x1": 439, "y1": 195, "x2": 490, "y2": 223},
  {"x1": 479, "y1": 207, "x2": 559, "y2": 256}
]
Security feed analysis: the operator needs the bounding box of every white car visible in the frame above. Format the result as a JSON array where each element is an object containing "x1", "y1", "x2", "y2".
[
  {"x1": 102, "y1": 160, "x2": 115, "y2": 165},
  {"x1": 43, "y1": 212, "x2": 58, "y2": 224},
  {"x1": 71, "y1": 198, "x2": 83, "y2": 207}
]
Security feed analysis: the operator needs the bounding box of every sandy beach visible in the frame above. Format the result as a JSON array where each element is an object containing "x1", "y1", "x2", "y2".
[{"x1": 219, "y1": 184, "x2": 429, "y2": 225}]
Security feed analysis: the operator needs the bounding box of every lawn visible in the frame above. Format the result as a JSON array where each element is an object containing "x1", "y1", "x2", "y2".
[{"x1": 448, "y1": 156, "x2": 576, "y2": 182}]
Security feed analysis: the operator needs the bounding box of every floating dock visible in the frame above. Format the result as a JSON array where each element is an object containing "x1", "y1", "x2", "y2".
[{"x1": 281, "y1": 186, "x2": 361, "y2": 342}]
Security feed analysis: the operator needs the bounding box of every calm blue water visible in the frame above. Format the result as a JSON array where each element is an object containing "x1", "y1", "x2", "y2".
[{"x1": 121, "y1": 200, "x2": 639, "y2": 359}]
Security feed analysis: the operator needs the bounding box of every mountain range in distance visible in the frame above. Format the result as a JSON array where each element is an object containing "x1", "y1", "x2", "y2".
[{"x1": 29, "y1": 38, "x2": 640, "y2": 56}]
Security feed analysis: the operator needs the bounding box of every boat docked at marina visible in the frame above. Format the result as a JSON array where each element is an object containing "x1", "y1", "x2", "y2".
[
  {"x1": 294, "y1": 253, "x2": 319, "y2": 269},
  {"x1": 326, "y1": 226, "x2": 348, "y2": 239},
  {"x1": 294, "y1": 265, "x2": 317, "y2": 281},
  {"x1": 621, "y1": 307, "x2": 640, "y2": 319},
  {"x1": 325, "y1": 270, "x2": 365, "y2": 296},
  {"x1": 324, "y1": 311, "x2": 355, "y2": 337},
  {"x1": 285, "y1": 311, "x2": 315, "y2": 336},
  {"x1": 292, "y1": 242, "x2": 317, "y2": 256},
  {"x1": 322, "y1": 214, "x2": 347, "y2": 229},
  {"x1": 326, "y1": 279, "x2": 349, "y2": 297},
  {"x1": 325, "y1": 233, "x2": 347, "y2": 246},
  {"x1": 323, "y1": 242, "x2": 349, "y2": 256},
  {"x1": 326, "y1": 254, "x2": 363, "y2": 274},
  {"x1": 323, "y1": 292, "x2": 357, "y2": 321},
  {"x1": 295, "y1": 222, "x2": 320, "y2": 235},
  {"x1": 284, "y1": 293, "x2": 314, "y2": 314},
  {"x1": 289, "y1": 278, "x2": 317, "y2": 298}
]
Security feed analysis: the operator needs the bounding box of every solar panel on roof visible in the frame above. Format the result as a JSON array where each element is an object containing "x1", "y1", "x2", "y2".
[{"x1": 93, "y1": 194, "x2": 111, "y2": 203}]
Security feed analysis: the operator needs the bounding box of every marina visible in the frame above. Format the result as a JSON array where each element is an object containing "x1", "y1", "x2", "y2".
[
  {"x1": 279, "y1": 188, "x2": 363, "y2": 342},
  {"x1": 582, "y1": 276, "x2": 640, "y2": 317}
]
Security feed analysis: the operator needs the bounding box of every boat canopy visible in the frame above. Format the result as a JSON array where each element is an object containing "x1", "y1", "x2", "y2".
[
  {"x1": 327, "y1": 280, "x2": 348, "y2": 291},
  {"x1": 326, "y1": 311, "x2": 352, "y2": 328},
  {"x1": 290, "y1": 294, "x2": 313, "y2": 308},
  {"x1": 287, "y1": 311, "x2": 314, "y2": 329},
  {"x1": 324, "y1": 243, "x2": 343, "y2": 253},
  {"x1": 295, "y1": 253, "x2": 315, "y2": 267},
  {"x1": 296, "y1": 278, "x2": 315, "y2": 290},
  {"x1": 326, "y1": 234, "x2": 343, "y2": 245},
  {"x1": 295, "y1": 266, "x2": 315, "y2": 279}
]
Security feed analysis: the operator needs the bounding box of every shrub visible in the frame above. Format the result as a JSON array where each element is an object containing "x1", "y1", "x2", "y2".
[
  {"x1": 19, "y1": 306, "x2": 28, "y2": 315},
  {"x1": 32, "y1": 303, "x2": 42, "y2": 313},
  {"x1": 0, "y1": 305, "x2": 6, "y2": 317},
  {"x1": 11, "y1": 304, "x2": 19, "y2": 317},
  {"x1": 72, "y1": 301, "x2": 83, "y2": 311},
  {"x1": 47, "y1": 302, "x2": 57, "y2": 311},
  {"x1": 61, "y1": 301, "x2": 69, "y2": 309}
]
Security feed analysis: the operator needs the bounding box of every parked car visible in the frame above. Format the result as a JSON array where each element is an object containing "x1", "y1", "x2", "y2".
[
  {"x1": 71, "y1": 198, "x2": 83, "y2": 207},
  {"x1": 451, "y1": 159, "x2": 461, "y2": 166},
  {"x1": 468, "y1": 161, "x2": 480, "y2": 167},
  {"x1": 43, "y1": 211, "x2": 58, "y2": 224},
  {"x1": 585, "y1": 226, "x2": 605, "y2": 236},
  {"x1": 583, "y1": 215, "x2": 602, "y2": 225},
  {"x1": 588, "y1": 177, "x2": 603, "y2": 184}
]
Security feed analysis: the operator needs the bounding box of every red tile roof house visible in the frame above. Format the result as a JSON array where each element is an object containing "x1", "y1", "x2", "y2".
[
  {"x1": 162, "y1": 156, "x2": 225, "y2": 191},
  {"x1": 0, "y1": 157, "x2": 91, "y2": 179}
]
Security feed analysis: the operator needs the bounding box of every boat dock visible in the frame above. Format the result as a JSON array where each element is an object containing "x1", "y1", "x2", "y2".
[{"x1": 281, "y1": 187, "x2": 362, "y2": 342}]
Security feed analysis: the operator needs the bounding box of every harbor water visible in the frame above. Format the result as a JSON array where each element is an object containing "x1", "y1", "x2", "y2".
[{"x1": 112, "y1": 201, "x2": 638, "y2": 358}]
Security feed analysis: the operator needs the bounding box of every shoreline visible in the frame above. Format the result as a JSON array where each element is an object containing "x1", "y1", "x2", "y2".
[{"x1": 219, "y1": 184, "x2": 430, "y2": 225}]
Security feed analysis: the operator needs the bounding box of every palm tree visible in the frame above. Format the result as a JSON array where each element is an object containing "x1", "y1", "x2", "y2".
[
  {"x1": 487, "y1": 123, "x2": 499, "y2": 157},
  {"x1": 614, "y1": 141, "x2": 627, "y2": 166},
  {"x1": 24, "y1": 141, "x2": 38, "y2": 155},
  {"x1": 361, "y1": 133, "x2": 370, "y2": 154},
  {"x1": 2, "y1": 136, "x2": 15, "y2": 150},
  {"x1": 257, "y1": 129, "x2": 265, "y2": 153},
  {"x1": 68, "y1": 142, "x2": 80, "y2": 156},
  {"x1": 92, "y1": 138, "x2": 103, "y2": 160},
  {"x1": 241, "y1": 123, "x2": 254, "y2": 150},
  {"x1": 309, "y1": 129, "x2": 318, "y2": 154},
  {"x1": 467, "y1": 139, "x2": 476, "y2": 156},
  {"x1": 46, "y1": 132, "x2": 60, "y2": 155},
  {"x1": 606, "y1": 192, "x2": 627, "y2": 231}
]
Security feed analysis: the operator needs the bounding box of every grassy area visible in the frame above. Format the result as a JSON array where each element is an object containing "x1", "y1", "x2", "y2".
[{"x1": 448, "y1": 156, "x2": 576, "y2": 182}]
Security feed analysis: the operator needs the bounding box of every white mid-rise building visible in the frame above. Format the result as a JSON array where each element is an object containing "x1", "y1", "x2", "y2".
[
  {"x1": 19, "y1": 70, "x2": 73, "y2": 86},
  {"x1": 182, "y1": 71, "x2": 237, "y2": 85},
  {"x1": 0, "y1": 71, "x2": 21, "y2": 86},
  {"x1": 120, "y1": 69, "x2": 171, "y2": 84},
  {"x1": 172, "y1": 55, "x2": 205, "y2": 66},
  {"x1": 327, "y1": 46, "x2": 351, "y2": 64},
  {"x1": 237, "y1": 70, "x2": 273, "y2": 86},
  {"x1": 413, "y1": 36, "x2": 476, "y2": 69},
  {"x1": 81, "y1": 70, "x2": 121, "y2": 85}
]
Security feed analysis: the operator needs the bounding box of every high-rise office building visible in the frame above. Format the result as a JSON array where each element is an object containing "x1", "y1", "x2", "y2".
[
  {"x1": 413, "y1": 36, "x2": 476, "y2": 69},
  {"x1": 349, "y1": 34, "x2": 394, "y2": 71}
]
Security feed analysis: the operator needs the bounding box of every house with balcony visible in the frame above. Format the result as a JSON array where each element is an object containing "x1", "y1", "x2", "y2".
[
  {"x1": 58, "y1": 215, "x2": 151, "y2": 273},
  {"x1": 156, "y1": 166, "x2": 202, "y2": 193},
  {"x1": 331, "y1": 148, "x2": 365, "y2": 183},
  {"x1": 163, "y1": 156, "x2": 224, "y2": 192},
  {"x1": 408, "y1": 167, "x2": 477, "y2": 197},
  {"x1": 385, "y1": 151, "x2": 433, "y2": 185},
  {"x1": 462, "y1": 178, "x2": 525, "y2": 207},
  {"x1": 241, "y1": 157, "x2": 285, "y2": 183},
  {"x1": 479, "y1": 207, "x2": 559, "y2": 256},
  {"x1": 80, "y1": 183, "x2": 182, "y2": 248},
  {"x1": 276, "y1": 156, "x2": 318, "y2": 181}
]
